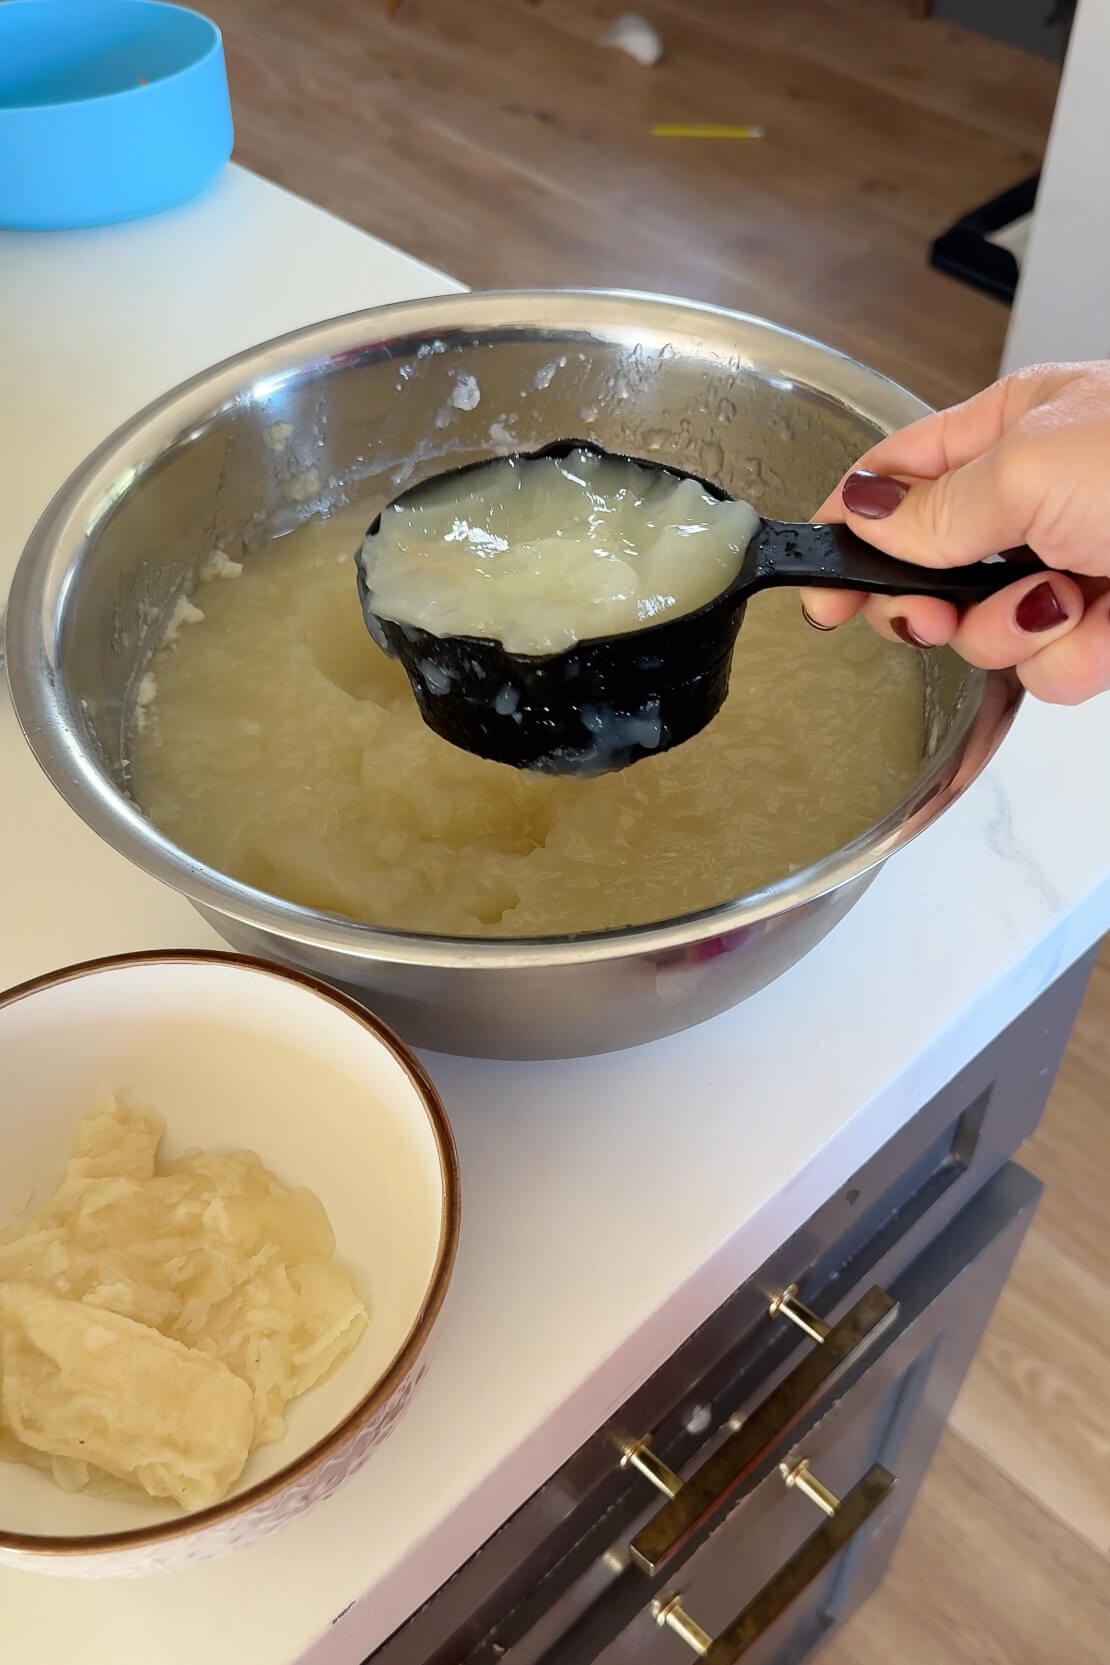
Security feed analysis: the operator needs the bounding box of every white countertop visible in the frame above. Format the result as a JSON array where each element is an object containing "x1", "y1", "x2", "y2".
[{"x1": 2, "y1": 165, "x2": 1107, "y2": 1665}]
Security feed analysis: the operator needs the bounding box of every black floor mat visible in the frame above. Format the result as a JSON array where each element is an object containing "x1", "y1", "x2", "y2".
[{"x1": 930, "y1": 174, "x2": 1039, "y2": 304}]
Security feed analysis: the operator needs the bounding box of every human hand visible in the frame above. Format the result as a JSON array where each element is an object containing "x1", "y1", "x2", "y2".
[{"x1": 799, "y1": 362, "x2": 1110, "y2": 704}]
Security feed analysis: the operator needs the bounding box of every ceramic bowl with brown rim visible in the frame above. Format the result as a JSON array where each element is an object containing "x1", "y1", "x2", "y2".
[{"x1": 0, "y1": 950, "x2": 459, "y2": 1577}]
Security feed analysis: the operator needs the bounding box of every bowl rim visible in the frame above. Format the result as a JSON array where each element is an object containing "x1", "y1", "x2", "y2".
[
  {"x1": 0, "y1": 947, "x2": 461, "y2": 1558},
  {"x1": 3, "y1": 289, "x2": 1024, "y2": 968},
  {"x1": 0, "y1": 0, "x2": 223, "y2": 116}
]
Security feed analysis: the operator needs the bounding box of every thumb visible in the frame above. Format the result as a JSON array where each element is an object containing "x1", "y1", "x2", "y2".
[{"x1": 837, "y1": 443, "x2": 1035, "y2": 569}]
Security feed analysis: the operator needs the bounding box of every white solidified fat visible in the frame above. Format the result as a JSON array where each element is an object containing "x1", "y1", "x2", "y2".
[
  {"x1": 200, "y1": 549, "x2": 244, "y2": 583},
  {"x1": 357, "y1": 447, "x2": 760, "y2": 655},
  {"x1": 131, "y1": 670, "x2": 159, "y2": 733},
  {"x1": 163, "y1": 597, "x2": 206, "y2": 645}
]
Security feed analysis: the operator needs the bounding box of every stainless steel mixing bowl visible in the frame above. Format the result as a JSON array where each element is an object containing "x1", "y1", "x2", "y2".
[{"x1": 4, "y1": 291, "x2": 1021, "y2": 1058}]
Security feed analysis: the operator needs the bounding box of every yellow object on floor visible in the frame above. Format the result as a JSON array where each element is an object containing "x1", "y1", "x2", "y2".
[{"x1": 652, "y1": 124, "x2": 765, "y2": 138}]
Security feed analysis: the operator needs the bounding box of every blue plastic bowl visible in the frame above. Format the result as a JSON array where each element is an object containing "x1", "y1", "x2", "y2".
[{"x1": 0, "y1": 0, "x2": 233, "y2": 229}]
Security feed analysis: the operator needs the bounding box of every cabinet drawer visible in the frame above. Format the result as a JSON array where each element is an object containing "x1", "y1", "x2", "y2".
[
  {"x1": 368, "y1": 958, "x2": 1089, "y2": 1665},
  {"x1": 487, "y1": 1162, "x2": 1039, "y2": 1665},
  {"x1": 588, "y1": 1323, "x2": 921, "y2": 1664}
]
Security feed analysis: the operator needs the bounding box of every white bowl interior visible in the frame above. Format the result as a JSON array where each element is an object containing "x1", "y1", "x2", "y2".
[{"x1": 0, "y1": 958, "x2": 448, "y2": 1541}]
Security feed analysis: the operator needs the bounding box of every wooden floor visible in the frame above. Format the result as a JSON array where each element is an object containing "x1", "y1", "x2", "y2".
[
  {"x1": 206, "y1": 0, "x2": 1110, "y2": 1655},
  {"x1": 216, "y1": 0, "x2": 1059, "y2": 409}
]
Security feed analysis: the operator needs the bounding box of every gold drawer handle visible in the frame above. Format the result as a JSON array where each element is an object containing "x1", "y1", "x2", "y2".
[
  {"x1": 768, "y1": 1284, "x2": 831, "y2": 1342},
  {"x1": 620, "y1": 1437, "x2": 683, "y2": 1499},
  {"x1": 629, "y1": 1285, "x2": 897, "y2": 1576},
  {"x1": 652, "y1": 1461, "x2": 895, "y2": 1662}
]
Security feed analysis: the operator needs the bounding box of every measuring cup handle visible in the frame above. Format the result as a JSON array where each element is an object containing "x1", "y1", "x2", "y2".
[{"x1": 756, "y1": 521, "x2": 1046, "y2": 605}]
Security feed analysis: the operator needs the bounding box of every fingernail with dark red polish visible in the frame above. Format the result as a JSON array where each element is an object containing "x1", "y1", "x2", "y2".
[
  {"x1": 802, "y1": 605, "x2": 836, "y2": 632},
  {"x1": 1015, "y1": 581, "x2": 1068, "y2": 633},
  {"x1": 842, "y1": 470, "x2": 909, "y2": 519},
  {"x1": 890, "y1": 616, "x2": 932, "y2": 648}
]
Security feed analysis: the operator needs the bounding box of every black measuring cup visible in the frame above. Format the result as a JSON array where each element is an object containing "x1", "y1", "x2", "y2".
[{"x1": 356, "y1": 440, "x2": 1045, "y2": 776}]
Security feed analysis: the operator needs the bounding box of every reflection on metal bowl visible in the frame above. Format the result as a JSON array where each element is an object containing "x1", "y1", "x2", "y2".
[{"x1": 4, "y1": 290, "x2": 1021, "y2": 1058}]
